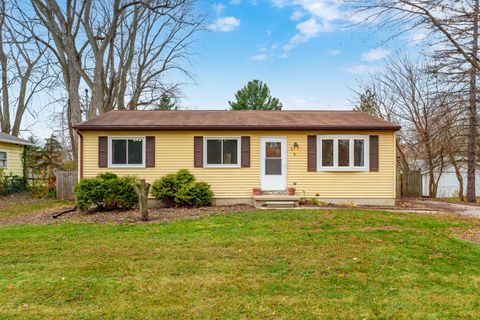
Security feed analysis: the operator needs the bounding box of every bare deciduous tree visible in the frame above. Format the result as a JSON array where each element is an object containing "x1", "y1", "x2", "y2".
[
  {"x1": 348, "y1": 0, "x2": 479, "y2": 201},
  {"x1": 354, "y1": 53, "x2": 450, "y2": 197},
  {"x1": 0, "y1": 0, "x2": 51, "y2": 136},
  {"x1": 26, "y1": 0, "x2": 202, "y2": 165}
]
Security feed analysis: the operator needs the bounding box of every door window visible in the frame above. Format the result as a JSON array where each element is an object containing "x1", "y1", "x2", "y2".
[{"x1": 265, "y1": 142, "x2": 282, "y2": 175}]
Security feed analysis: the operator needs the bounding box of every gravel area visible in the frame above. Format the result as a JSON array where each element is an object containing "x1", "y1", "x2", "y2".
[{"x1": 399, "y1": 199, "x2": 480, "y2": 218}]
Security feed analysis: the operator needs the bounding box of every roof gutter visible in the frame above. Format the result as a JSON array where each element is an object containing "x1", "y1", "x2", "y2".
[{"x1": 72, "y1": 125, "x2": 401, "y2": 131}]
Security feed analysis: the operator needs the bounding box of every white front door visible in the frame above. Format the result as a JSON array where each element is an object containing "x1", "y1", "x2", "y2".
[{"x1": 260, "y1": 137, "x2": 287, "y2": 191}]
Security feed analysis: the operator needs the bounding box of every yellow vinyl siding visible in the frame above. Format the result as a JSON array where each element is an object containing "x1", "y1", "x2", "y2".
[
  {"x1": 81, "y1": 130, "x2": 396, "y2": 199},
  {"x1": 0, "y1": 141, "x2": 24, "y2": 177}
]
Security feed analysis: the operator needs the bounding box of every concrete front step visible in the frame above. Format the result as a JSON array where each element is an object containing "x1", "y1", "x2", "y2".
[
  {"x1": 261, "y1": 191, "x2": 288, "y2": 195},
  {"x1": 265, "y1": 201, "x2": 296, "y2": 208},
  {"x1": 253, "y1": 195, "x2": 301, "y2": 208}
]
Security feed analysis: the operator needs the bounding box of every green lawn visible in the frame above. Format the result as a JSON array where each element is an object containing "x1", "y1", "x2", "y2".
[{"x1": 0, "y1": 209, "x2": 479, "y2": 319}]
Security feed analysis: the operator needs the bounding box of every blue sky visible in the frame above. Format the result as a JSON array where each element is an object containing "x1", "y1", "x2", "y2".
[
  {"x1": 179, "y1": 0, "x2": 411, "y2": 110},
  {"x1": 27, "y1": 0, "x2": 423, "y2": 139}
]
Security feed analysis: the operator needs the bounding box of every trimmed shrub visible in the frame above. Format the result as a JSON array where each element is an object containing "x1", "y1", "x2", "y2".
[
  {"x1": 151, "y1": 169, "x2": 213, "y2": 207},
  {"x1": 175, "y1": 169, "x2": 195, "y2": 185},
  {"x1": 175, "y1": 181, "x2": 214, "y2": 207},
  {"x1": 74, "y1": 173, "x2": 139, "y2": 212},
  {"x1": 150, "y1": 173, "x2": 178, "y2": 207}
]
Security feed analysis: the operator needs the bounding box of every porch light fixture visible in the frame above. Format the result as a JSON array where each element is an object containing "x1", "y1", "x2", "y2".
[{"x1": 291, "y1": 142, "x2": 299, "y2": 155}]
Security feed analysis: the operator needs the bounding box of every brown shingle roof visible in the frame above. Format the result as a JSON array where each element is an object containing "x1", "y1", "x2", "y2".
[{"x1": 74, "y1": 110, "x2": 401, "y2": 131}]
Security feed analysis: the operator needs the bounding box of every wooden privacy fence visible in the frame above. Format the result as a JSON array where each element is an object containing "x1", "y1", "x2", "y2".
[
  {"x1": 397, "y1": 170, "x2": 422, "y2": 198},
  {"x1": 56, "y1": 171, "x2": 78, "y2": 200}
]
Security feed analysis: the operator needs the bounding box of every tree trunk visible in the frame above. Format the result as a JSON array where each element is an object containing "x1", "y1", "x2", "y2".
[
  {"x1": 433, "y1": 153, "x2": 445, "y2": 198},
  {"x1": 133, "y1": 179, "x2": 151, "y2": 221},
  {"x1": 449, "y1": 154, "x2": 464, "y2": 201},
  {"x1": 0, "y1": 0, "x2": 10, "y2": 134},
  {"x1": 424, "y1": 139, "x2": 438, "y2": 198},
  {"x1": 467, "y1": 0, "x2": 479, "y2": 203},
  {"x1": 11, "y1": 70, "x2": 32, "y2": 136},
  {"x1": 65, "y1": 63, "x2": 82, "y2": 169},
  {"x1": 428, "y1": 168, "x2": 437, "y2": 198}
]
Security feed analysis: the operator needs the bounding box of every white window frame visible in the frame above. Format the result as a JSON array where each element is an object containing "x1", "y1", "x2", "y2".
[
  {"x1": 317, "y1": 135, "x2": 369, "y2": 172},
  {"x1": 108, "y1": 136, "x2": 146, "y2": 168},
  {"x1": 204, "y1": 136, "x2": 241, "y2": 168},
  {"x1": 0, "y1": 150, "x2": 7, "y2": 168}
]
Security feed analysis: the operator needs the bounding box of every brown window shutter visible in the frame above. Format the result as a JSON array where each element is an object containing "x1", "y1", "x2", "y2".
[
  {"x1": 194, "y1": 136, "x2": 203, "y2": 167},
  {"x1": 98, "y1": 136, "x2": 108, "y2": 168},
  {"x1": 241, "y1": 136, "x2": 250, "y2": 167},
  {"x1": 307, "y1": 135, "x2": 317, "y2": 172},
  {"x1": 369, "y1": 135, "x2": 379, "y2": 172},
  {"x1": 146, "y1": 136, "x2": 155, "y2": 168}
]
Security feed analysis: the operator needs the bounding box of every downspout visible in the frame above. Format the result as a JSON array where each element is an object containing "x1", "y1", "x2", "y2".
[{"x1": 74, "y1": 129, "x2": 83, "y2": 180}]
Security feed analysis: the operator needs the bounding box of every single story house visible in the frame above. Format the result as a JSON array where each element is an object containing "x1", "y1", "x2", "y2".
[
  {"x1": 0, "y1": 132, "x2": 33, "y2": 177},
  {"x1": 73, "y1": 110, "x2": 401, "y2": 206}
]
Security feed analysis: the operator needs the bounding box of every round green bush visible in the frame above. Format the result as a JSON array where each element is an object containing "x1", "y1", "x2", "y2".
[
  {"x1": 151, "y1": 169, "x2": 213, "y2": 207},
  {"x1": 74, "y1": 173, "x2": 138, "y2": 212},
  {"x1": 174, "y1": 181, "x2": 213, "y2": 207},
  {"x1": 150, "y1": 173, "x2": 178, "y2": 207}
]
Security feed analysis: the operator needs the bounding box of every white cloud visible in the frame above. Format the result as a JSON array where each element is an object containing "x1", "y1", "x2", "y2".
[
  {"x1": 341, "y1": 64, "x2": 380, "y2": 75},
  {"x1": 290, "y1": 9, "x2": 304, "y2": 20},
  {"x1": 297, "y1": 17, "x2": 327, "y2": 37},
  {"x1": 212, "y1": 3, "x2": 225, "y2": 15},
  {"x1": 271, "y1": 0, "x2": 345, "y2": 21},
  {"x1": 283, "y1": 18, "x2": 333, "y2": 52},
  {"x1": 209, "y1": 17, "x2": 240, "y2": 32},
  {"x1": 361, "y1": 48, "x2": 391, "y2": 61},
  {"x1": 297, "y1": 0, "x2": 343, "y2": 22},
  {"x1": 271, "y1": 1, "x2": 348, "y2": 56}
]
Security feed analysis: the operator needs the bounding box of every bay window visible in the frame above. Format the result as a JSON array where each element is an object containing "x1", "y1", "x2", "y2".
[{"x1": 317, "y1": 135, "x2": 369, "y2": 171}]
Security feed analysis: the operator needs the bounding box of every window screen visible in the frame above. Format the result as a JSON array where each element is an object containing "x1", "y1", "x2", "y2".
[
  {"x1": 0, "y1": 151, "x2": 6, "y2": 167},
  {"x1": 338, "y1": 139, "x2": 350, "y2": 167},
  {"x1": 111, "y1": 138, "x2": 144, "y2": 166},
  {"x1": 206, "y1": 138, "x2": 239, "y2": 166},
  {"x1": 354, "y1": 139, "x2": 365, "y2": 167},
  {"x1": 321, "y1": 139, "x2": 334, "y2": 166}
]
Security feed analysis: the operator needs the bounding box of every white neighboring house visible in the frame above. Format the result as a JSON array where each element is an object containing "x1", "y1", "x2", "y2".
[{"x1": 422, "y1": 163, "x2": 480, "y2": 197}]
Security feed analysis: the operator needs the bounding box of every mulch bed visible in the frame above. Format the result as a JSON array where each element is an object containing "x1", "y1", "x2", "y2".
[{"x1": 0, "y1": 204, "x2": 256, "y2": 225}]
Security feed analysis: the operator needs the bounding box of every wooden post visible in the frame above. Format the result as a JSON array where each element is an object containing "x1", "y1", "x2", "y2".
[{"x1": 133, "y1": 179, "x2": 151, "y2": 221}]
